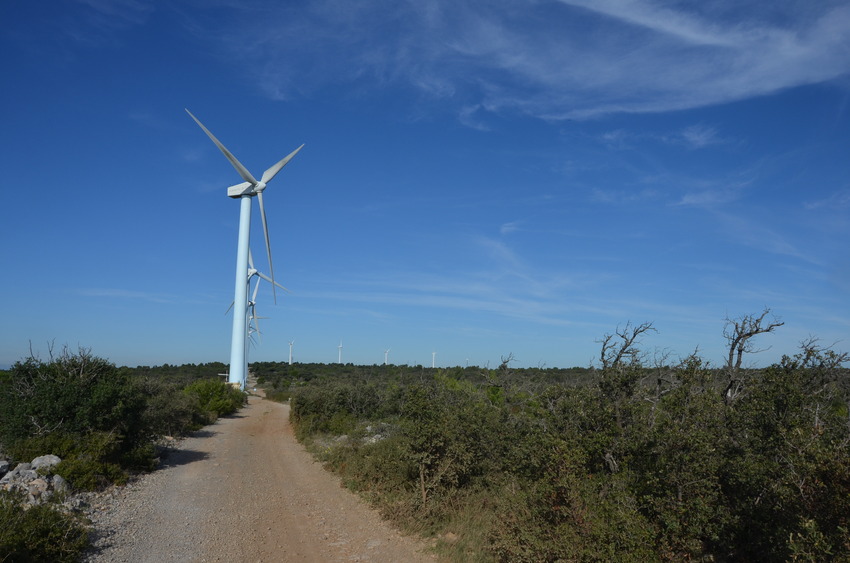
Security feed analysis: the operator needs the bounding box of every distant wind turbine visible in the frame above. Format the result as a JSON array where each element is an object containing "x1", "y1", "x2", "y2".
[
  {"x1": 246, "y1": 276, "x2": 269, "y2": 344},
  {"x1": 288, "y1": 340, "x2": 294, "y2": 365},
  {"x1": 187, "y1": 109, "x2": 303, "y2": 390},
  {"x1": 243, "y1": 277, "x2": 269, "y2": 388},
  {"x1": 432, "y1": 351, "x2": 436, "y2": 369},
  {"x1": 225, "y1": 250, "x2": 287, "y2": 316},
  {"x1": 384, "y1": 348, "x2": 391, "y2": 365},
  {"x1": 338, "y1": 340, "x2": 343, "y2": 364},
  {"x1": 222, "y1": 250, "x2": 284, "y2": 389}
]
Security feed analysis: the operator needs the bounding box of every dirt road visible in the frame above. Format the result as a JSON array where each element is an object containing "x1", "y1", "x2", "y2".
[{"x1": 86, "y1": 393, "x2": 435, "y2": 562}]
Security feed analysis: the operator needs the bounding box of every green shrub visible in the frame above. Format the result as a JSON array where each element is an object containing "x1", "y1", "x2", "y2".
[
  {"x1": 489, "y1": 443, "x2": 658, "y2": 562},
  {"x1": 0, "y1": 347, "x2": 148, "y2": 479},
  {"x1": 183, "y1": 379, "x2": 246, "y2": 419},
  {"x1": 0, "y1": 348, "x2": 145, "y2": 447},
  {"x1": 264, "y1": 389, "x2": 291, "y2": 403},
  {"x1": 54, "y1": 456, "x2": 127, "y2": 490},
  {"x1": 0, "y1": 490, "x2": 89, "y2": 563},
  {"x1": 138, "y1": 377, "x2": 207, "y2": 436}
]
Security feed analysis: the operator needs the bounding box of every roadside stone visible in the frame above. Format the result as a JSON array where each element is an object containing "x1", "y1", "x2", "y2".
[
  {"x1": 52, "y1": 474, "x2": 71, "y2": 495},
  {"x1": 0, "y1": 465, "x2": 38, "y2": 485},
  {"x1": 0, "y1": 456, "x2": 74, "y2": 506},
  {"x1": 27, "y1": 477, "x2": 51, "y2": 502},
  {"x1": 31, "y1": 454, "x2": 62, "y2": 471}
]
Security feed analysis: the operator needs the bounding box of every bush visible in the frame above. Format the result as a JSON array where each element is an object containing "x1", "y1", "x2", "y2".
[
  {"x1": 0, "y1": 347, "x2": 145, "y2": 457},
  {"x1": 287, "y1": 337, "x2": 850, "y2": 561},
  {"x1": 0, "y1": 490, "x2": 89, "y2": 562},
  {"x1": 183, "y1": 379, "x2": 246, "y2": 420},
  {"x1": 138, "y1": 377, "x2": 207, "y2": 436},
  {"x1": 264, "y1": 389, "x2": 291, "y2": 403}
]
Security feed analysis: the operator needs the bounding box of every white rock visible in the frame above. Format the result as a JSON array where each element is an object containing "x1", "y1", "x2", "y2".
[
  {"x1": 52, "y1": 474, "x2": 71, "y2": 495},
  {"x1": 31, "y1": 454, "x2": 62, "y2": 470}
]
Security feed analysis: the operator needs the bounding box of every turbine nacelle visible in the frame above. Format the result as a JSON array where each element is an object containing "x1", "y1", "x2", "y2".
[
  {"x1": 227, "y1": 182, "x2": 254, "y2": 198},
  {"x1": 227, "y1": 181, "x2": 268, "y2": 198}
]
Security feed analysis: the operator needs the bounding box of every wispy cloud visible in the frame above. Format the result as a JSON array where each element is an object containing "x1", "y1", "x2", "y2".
[
  {"x1": 499, "y1": 221, "x2": 521, "y2": 235},
  {"x1": 598, "y1": 124, "x2": 727, "y2": 150},
  {"x1": 458, "y1": 105, "x2": 492, "y2": 131},
  {"x1": 679, "y1": 124, "x2": 723, "y2": 149},
  {"x1": 804, "y1": 188, "x2": 850, "y2": 210},
  {"x1": 76, "y1": 288, "x2": 175, "y2": 304},
  {"x1": 201, "y1": 1, "x2": 850, "y2": 120},
  {"x1": 674, "y1": 179, "x2": 752, "y2": 207},
  {"x1": 591, "y1": 186, "x2": 659, "y2": 205},
  {"x1": 712, "y1": 211, "x2": 815, "y2": 263},
  {"x1": 76, "y1": 0, "x2": 153, "y2": 24},
  {"x1": 301, "y1": 271, "x2": 606, "y2": 329},
  {"x1": 66, "y1": 0, "x2": 154, "y2": 42}
]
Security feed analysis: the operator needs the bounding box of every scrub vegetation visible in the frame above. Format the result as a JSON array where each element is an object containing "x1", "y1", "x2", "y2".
[
  {"x1": 270, "y1": 311, "x2": 850, "y2": 562},
  {"x1": 2, "y1": 308, "x2": 846, "y2": 561},
  {"x1": 0, "y1": 346, "x2": 246, "y2": 562}
]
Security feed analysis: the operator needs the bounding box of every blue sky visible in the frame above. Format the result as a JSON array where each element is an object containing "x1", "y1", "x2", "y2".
[{"x1": 2, "y1": 0, "x2": 848, "y2": 370}]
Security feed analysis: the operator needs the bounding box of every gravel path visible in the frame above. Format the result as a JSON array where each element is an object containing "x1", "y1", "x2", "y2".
[{"x1": 83, "y1": 394, "x2": 435, "y2": 562}]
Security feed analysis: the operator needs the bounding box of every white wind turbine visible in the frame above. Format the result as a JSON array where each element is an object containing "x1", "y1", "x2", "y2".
[
  {"x1": 338, "y1": 340, "x2": 343, "y2": 364},
  {"x1": 242, "y1": 277, "x2": 266, "y2": 389},
  {"x1": 187, "y1": 109, "x2": 303, "y2": 390},
  {"x1": 288, "y1": 339, "x2": 294, "y2": 365},
  {"x1": 384, "y1": 348, "x2": 391, "y2": 366},
  {"x1": 223, "y1": 250, "x2": 285, "y2": 388},
  {"x1": 432, "y1": 351, "x2": 436, "y2": 369},
  {"x1": 247, "y1": 276, "x2": 269, "y2": 343},
  {"x1": 225, "y1": 250, "x2": 288, "y2": 316}
]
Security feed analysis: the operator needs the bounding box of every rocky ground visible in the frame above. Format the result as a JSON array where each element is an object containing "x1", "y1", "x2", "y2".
[{"x1": 79, "y1": 393, "x2": 435, "y2": 562}]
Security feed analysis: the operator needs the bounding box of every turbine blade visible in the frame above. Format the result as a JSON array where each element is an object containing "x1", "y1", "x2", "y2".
[
  {"x1": 252, "y1": 308, "x2": 260, "y2": 340},
  {"x1": 257, "y1": 191, "x2": 277, "y2": 304},
  {"x1": 185, "y1": 109, "x2": 258, "y2": 185},
  {"x1": 261, "y1": 144, "x2": 304, "y2": 184},
  {"x1": 248, "y1": 248, "x2": 255, "y2": 271},
  {"x1": 252, "y1": 276, "x2": 261, "y2": 302},
  {"x1": 255, "y1": 271, "x2": 290, "y2": 293}
]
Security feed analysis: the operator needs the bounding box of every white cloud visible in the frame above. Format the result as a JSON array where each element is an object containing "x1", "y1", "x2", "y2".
[
  {"x1": 76, "y1": 288, "x2": 175, "y2": 303},
  {"x1": 712, "y1": 211, "x2": 816, "y2": 263},
  {"x1": 599, "y1": 124, "x2": 726, "y2": 150},
  {"x1": 679, "y1": 124, "x2": 722, "y2": 149},
  {"x1": 210, "y1": 1, "x2": 850, "y2": 120},
  {"x1": 804, "y1": 188, "x2": 850, "y2": 210},
  {"x1": 499, "y1": 221, "x2": 521, "y2": 235}
]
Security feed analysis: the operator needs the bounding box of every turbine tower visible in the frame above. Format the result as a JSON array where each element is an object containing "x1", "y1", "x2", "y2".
[
  {"x1": 288, "y1": 340, "x2": 294, "y2": 365},
  {"x1": 338, "y1": 340, "x2": 343, "y2": 364},
  {"x1": 432, "y1": 351, "x2": 436, "y2": 369},
  {"x1": 187, "y1": 109, "x2": 303, "y2": 390},
  {"x1": 384, "y1": 348, "x2": 391, "y2": 366}
]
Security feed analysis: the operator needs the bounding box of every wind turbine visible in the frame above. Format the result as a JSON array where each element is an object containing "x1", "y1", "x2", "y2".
[
  {"x1": 222, "y1": 249, "x2": 283, "y2": 388},
  {"x1": 245, "y1": 283, "x2": 271, "y2": 389},
  {"x1": 187, "y1": 109, "x2": 303, "y2": 390},
  {"x1": 247, "y1": 276, "x2": 269, "y2": 344},
  {"x1": 432, "y1": 351, "x2": 436, "y2": 369},
  {"x1": 224, "y1": 250, "x2": 287, "y2": 316},
  {"x1": 288, "y1": 339, "x2": 294, "y2": 365},
  {"x1": 338, "y1": 340, "x2": 343, "y2": 364},
  {"x1": 384, "y1": 348, "x2": 391, "y2": 366}
]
